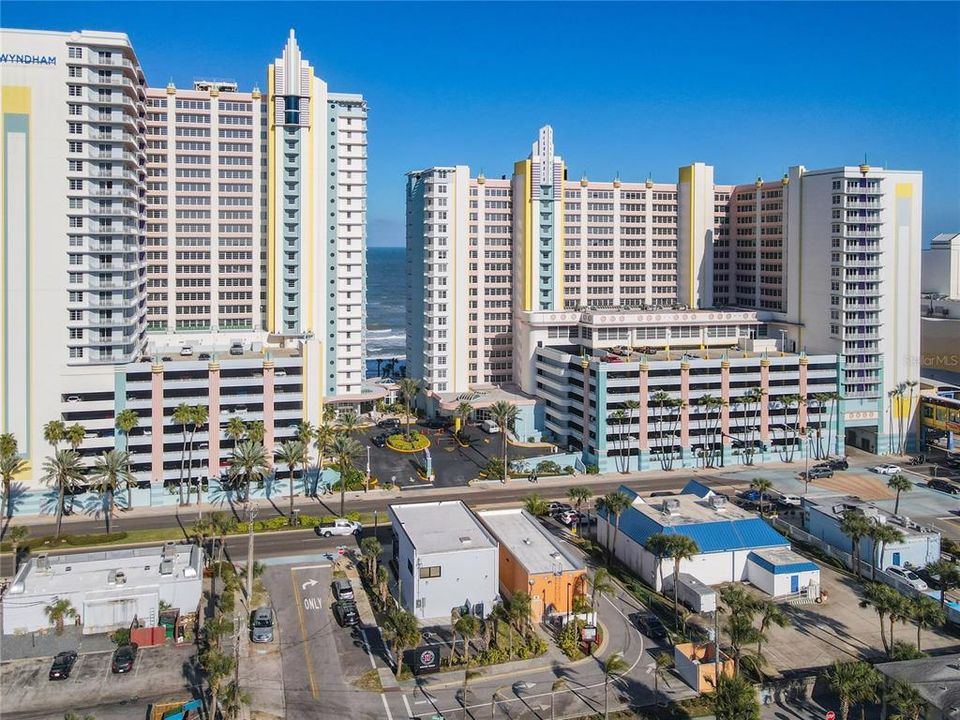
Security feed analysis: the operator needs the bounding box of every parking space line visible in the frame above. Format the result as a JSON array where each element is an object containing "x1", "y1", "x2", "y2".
[
  {"x1": 402, "y1": 693, "x2": 413, "y2": 718},
  {"x1": 290, "y1": 569, "x2": 320, "y2": 700},
  {"x1": 380, "y1": 693, "x2": 394, "y2": 720},
  {"x1": 291, "y1": 563, "x2": 332, "y2": 571},
  {"x1": 358, "y1": 628, "x2": 377, "y2": 670}
]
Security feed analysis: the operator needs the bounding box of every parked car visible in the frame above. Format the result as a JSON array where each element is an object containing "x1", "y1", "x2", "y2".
[
  {"x1": 778, "y1": 493, "x2": 802, "y2": 507},
  {"x1": 927, "y1": 479, "x2": 960, "y2": 495},
  {"x1": 179, "y1": 346, "x2": 193, "y2": 356},
  {"x1": 198, "y1": 352, "x2": 211, "y2": 360},
  {"x1": 480, "y1": 419, "x2": 500, "y2": 434},
  {"x1": 421, "y1": 418, "x2": 449, "y2": 430},
  {"x1": 377, "y1": 418, "x2": 401, "y2": 430},
  {"x1": 332, "y1": 578, "x2": 355, "y2": 602},
  {"x1": 316, "y1": 518, "x2": 362, "y2": 537},
  {"x1": 229, "y1": 342, "x2": 244, "y2": 356},
  {"x1": 547, "y1": 501, "x2": 573, "y2": 516},
  {"x1": 333, "y1": 599, "x2": 360, "y2": 627},
  {"x1": 111, "y1": 644, "x2": 138, "y2": 674},
  {"x1": 800, "y1": 466, "x2": 834, "y2": 480},
  {"x1": 48, "y1": 651, "x2": 78, "y2": 680},
  {"x1": 886, "y1": 566, "x2": 929, "y2": 592},
  {"x1": 250, "y1": 607, "x2": 274, "y2": 643},
  {"x1": 871, "y1": 464, "x2": 901, "y2": 475},
  {"x1": 823, "y1": 457, "x2": 849, "y2": 470},
  {"x1": 371, "y1": 434, "x2": 387, "y2": 448},
  {"x1": 634, "y1": 613, "x2": 668, "y2": 640}
]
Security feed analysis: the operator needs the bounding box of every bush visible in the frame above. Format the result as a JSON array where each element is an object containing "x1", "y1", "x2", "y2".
[
  {"x1": 331, "y1": 467, "x2": 367, "y2": 492},
  {"x1": 535, "y1": 460, "x2": 561, "y2": 474},
  {"x1": 585, "y1": 464, "x2": 599, "y2": 475},
  {"x1": 563, "y1": 465, "x2": 575, "y2": 474},
  {"x1": 111, "y1": 628, "x2": 131, "y2": 646},
  {"x1": 386, "y1": 432, "x2": 429, "y2": 452},
  {"x1": 558, "y1": 619, "x2": 585, "y2": 659},
  {"x1": 64, "y1": 531, "x2": 129, "y2": 546},
  {"x1": 483, "y1": 458, "x2": 506, "y2": 481}
]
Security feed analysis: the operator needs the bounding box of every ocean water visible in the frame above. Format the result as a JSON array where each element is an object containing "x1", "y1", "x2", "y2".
[{"x1": 366, "y1": 246, "x2": 406, "y2": 376}]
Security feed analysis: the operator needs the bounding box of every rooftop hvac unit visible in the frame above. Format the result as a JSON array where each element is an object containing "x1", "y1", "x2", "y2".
[
  {"x1": 108, "y1": 569, "x2": 127, "y2": 585},
  {"x1": 709, "y1": 495, "x2": 727, "y2": 510},
  {"x1": 159, "y1": 559, "x2": 175, "y2": 576},
  {"x1": 662, "y1": 498, "x2": 681, "y2": 515},
  {"x1": 162, "y1": 541, "x2": 177, "y2": 561},
  {"x1": 35, "y1": 554, "x2": 51, "y2": 573}
]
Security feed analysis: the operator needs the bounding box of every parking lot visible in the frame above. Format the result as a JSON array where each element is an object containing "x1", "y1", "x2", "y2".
[
  {"x1": 360, "y1": 421, "x2": 544, "y2": 489},
  {"x1": 0, "y1": 643, "x2": 197, "y2": 719}
]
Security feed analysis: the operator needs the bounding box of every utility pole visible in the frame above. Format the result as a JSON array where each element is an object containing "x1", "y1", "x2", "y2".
[
  {"x1": 245, "y1": 502, "x2": 258, "y2": 601},
  {"x1": 366, "y1": 446, "x2": 371, "y2": 492},
  {"x1": 234, "y1": 610, "x2": 241, "y2": 686}
]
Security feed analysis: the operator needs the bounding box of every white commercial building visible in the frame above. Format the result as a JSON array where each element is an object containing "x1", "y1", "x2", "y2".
[
  {"x1": 388, "y1": 500, "x2": 500, "y2": 623},
  {"x1": 3, "y1": 543, "x2": 202, "y2": 635}
]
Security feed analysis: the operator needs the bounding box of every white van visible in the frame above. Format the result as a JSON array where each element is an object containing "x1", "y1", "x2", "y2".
[
  {"x1": 180, "y1": 346, "x2": 193, "y2": 357},
  {"x1": 480, "y1": 419, "x2": 500, "y2": 434}
]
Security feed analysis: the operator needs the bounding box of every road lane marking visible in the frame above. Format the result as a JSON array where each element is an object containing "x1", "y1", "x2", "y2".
[
  {"x1": 301, "y1": 578, "x2": 320, "y2": 590},
  {"x1": 292, "y1": 563, "x2": 332, "y2": 571},
  {"x1": 290, "y1": 569, "x2": 320, "y2": 700},
  {"x1": 402, "y1": 693, "x2": 414, "y2": 718},
  {"x1": 303, "y1": 596, "x2": 323, "y2": 611},
  {"x1": 380, "y1": 693, "x2": 394, "y2": 720}
]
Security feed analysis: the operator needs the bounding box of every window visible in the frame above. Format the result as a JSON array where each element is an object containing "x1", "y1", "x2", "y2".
[
  {"x1": 419, "y1": 565, "x2": 441, "y2": 579},
  {"x1": 68, "y1": 46, "x2": 82, "y2": 59}
]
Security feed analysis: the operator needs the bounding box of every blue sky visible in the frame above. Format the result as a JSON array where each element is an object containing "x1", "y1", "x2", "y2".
[{"x1": 6, "y1": 2, "x2": 959, "y2": 247}]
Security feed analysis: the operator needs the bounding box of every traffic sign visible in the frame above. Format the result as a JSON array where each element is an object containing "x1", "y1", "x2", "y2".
[{"x1": 825, "y1": 711, "x2": 836, "y2": 720}]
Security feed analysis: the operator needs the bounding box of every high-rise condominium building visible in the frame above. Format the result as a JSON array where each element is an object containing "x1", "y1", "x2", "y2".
[
  {"x1": 1, "y1": 29, "x2": 149, "y2": 460},
  {"x1": 1, "y1": 28, "x2": 377, "y2": 488},
  {"x1": 143, "y1": 80, "x2": 266, "y2": 334},
  {"x1": 406, "y1": 126, "x2": 922, "y2": 462}
]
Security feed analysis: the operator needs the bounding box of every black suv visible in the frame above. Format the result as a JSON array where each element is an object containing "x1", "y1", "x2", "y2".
[
  {"x1": 822, "y1": 457, "x2": 849, "y2": 470},
  {"x1": 48, "y1": 651, "x2": 78, "y2": 680},
  {"x1": 334, "y1": 599, "x2": 360, "y2": 627},
  {"x1": 371, "y1": 434, "x2": 387, "y2": 448},
  {"x1": 928, "y1": 479, "x2": 960, "y2": 495},
  {"x1": 377, "y1": 418, "x2": 401, "y2": 430},
  {"x1": 634, "y1": 613, "x2": 668, "y2": 640}
]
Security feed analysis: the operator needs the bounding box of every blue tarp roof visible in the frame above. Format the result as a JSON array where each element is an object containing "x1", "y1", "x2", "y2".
[
  {"x1": 603, "y1": 485, "x2": 789, "y2": 554},
  {"x1": 747, "y1": 551, "x2": 818, "y2": 575}
]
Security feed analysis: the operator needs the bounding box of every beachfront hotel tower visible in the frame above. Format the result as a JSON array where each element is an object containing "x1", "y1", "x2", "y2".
[
  {"x1": 267, "y1": 30, "x2": 369, "y2": 410},
  {"x1": 406, "y1": 126, "x2": 923, "y2": 466}
]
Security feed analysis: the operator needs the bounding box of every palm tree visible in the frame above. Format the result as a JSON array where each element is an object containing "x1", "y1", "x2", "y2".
[
  {"x1": 666, "y1": 534, "x2": 700, "y2": 627},
  {"x1": 246, "y1": 420, "x2": 265, "y2": 444},
  {"x1": 188, "y1": 405, "x2": 209, "y2": 506},
  {"x1": 331, "y1": 434, "x2": 362, "y2": 517},
  {"x1": 522, "y1": 494, "x2": 549, "y2": 516},
  {"x1": 114, "y1": 408, "x2": 139, "y2": 508},
  {"x1": 824, "y1": 660, "x2": 880, "y2": 720},
  {"x1": 566, "y1": 486, "x2": 591, "y2": 537},
  {"x1": 44, "y1": 598, "x2": 78, "y2": 635},
  {"x1": 713, "y1": 672, "x2": 760, "y2": 720},
  {"x1": 754, "y1": 600, "x2": 789, "y2": 663},
  {"x1": 43, "y1": 420, "x2": 67, "y2": 452},
  {"x1": 209, "y1": 511, "x2": 237, "y2": 599},
  {"x1": 221, "y1": 679, "x2": 251, "y2": 720},
  {"x1": 295, "y1": 420, "x2": 316, "y2": 447},
  {"x1": 199, "y1": 646, "x2": 234, "y2": 718},
  {"x1": 867, "y1": 523, "x2": 904, "y2": 581},
  {"x1": 610, "y1": 409, "x2": 628, "y2": 473},
  {"x1": 275, "y1": 440, "x2": 307, "y2": 524},
  {"x1": 904, "y1": 379, "x2": 919, "y2": 453},
  {"x1": 650, "y1": 390, "x2": 672, "y2": 470},
  {"x1": 228, "y1": 440, "x2": 270, "y2": 502},
  {"x1": 397, "y1": 377, "x2": 419, "y2": 441},
  {"x1": 172, "y1": 403, "x2": 193, "y2": 505},
  {"x1": 859, "y1": 582, "x2": 900, "y2": 656},
  {"x1": 696, "y1": 394, "x2": 725, "y2": 468},
  {"x1": 909, "y1": 595, "x2": 944, "y2": 652},
  {"x1": 89, "y1": 449, "x2": 132, "y2": 535},
  {"x1": 65, "y1": 423, "x2": 86, "y2": 451},
  {"x1": 0, "y1": 432, "x2": 17, "y2": 459},
  {"x1": 9, "y1": 525, "x2": 28, "y2": 572},
  {"x1": 887, "y1": 474, "x2": 912, "y2": 516},
  {"x1": 602, "y1": 653, "x2": 628, "y2": 719},
  {"x1": 623, "y1": 399, "x2": 641, "y2": 470},
  {"x1": 455, "y1": 401, "x2": 473, "y2": 438},
  {"x1": 360, "y1": 536, "x2": 383, "y2": 579},
  {"x1": 840, "y1": 511, "x2": 872, "y2": 579},
  {"x1": 590, "y1": 567, "x2": 614, "y2": 615},
  {"x1": 1, "y1": 452, "x2": 27, "y2": 519},
  {"x1": 337, "y1": 410, "x2": 362, "y2": 436},
  {"x1": 383, "y1": 607, "x2": 421, "y2": 678},
  {"x1": 453, "y1": 612, "x2": 480, "y2": 661},
  {"x1": 42, "y1": 449, "x2": 85, "y2": 539},
  {"x1": 743, "y1": 387, "x2": 765, "y2": 465},
  {"x1": 225, "y1": 416, "x2": 247, "y2": 446},
  {"x1": 489, "y1": 401, "x2": 518, "y2": 482},
  {"x1": 925, "y1": 558, "x2": 960, "y2": 611},
  {"x1": 888, "y1": 680, "x2": 926, "y2": 720},
  {"x1": 750, "y1": 477, "x2": 773, "y2": 515},
  {"x1": 783, "y1": 394, "x2": 806, "y2": 462},
  {"x1": 645, "y1": 532, "x2": 672, "y2": 593},
  {"x1": 508, "y1": 591, "x2": 532, "y2": 640},
  {"x1": 599, "y1": 490, "x2": 631, "y2": 566}
]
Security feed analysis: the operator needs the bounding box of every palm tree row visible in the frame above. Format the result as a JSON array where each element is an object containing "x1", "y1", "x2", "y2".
[
  {"x1": 717, "y1": 585, "x2": 790, "y2": 677},
  {"x1": 173, "y1": 403, "x2": 209, "y2": 506},
  {"x1": 887, "y1": 380, "x2": 919, "y2": 455},
  {"x1": 644, "y1": 532, "x2": 700, "y2": 629},
  {"x1": 839, "y1": 509, "x2": 907, "y2": 581},
  {"x1": 859, "y1": 582, "x2": 945, "y2": 656},
  {"x1": 1, "y1": 432, "x2": 27, "y2": 520},
  {"x1": 489, "y1": 400, "x2": 519, "y2": 482}
]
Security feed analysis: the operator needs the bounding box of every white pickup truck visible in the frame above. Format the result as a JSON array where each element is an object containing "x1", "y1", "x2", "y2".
[{"x1": 316, "y1": 518, "x2": 362, "y2": 538}]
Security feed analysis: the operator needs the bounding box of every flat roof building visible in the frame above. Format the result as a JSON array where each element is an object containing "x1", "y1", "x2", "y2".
[
  {"x1": 478, "y1": 508, "x2": 586, "y2": 622},
  {"x1": 388, "y1": 501, "x2": 499, "y2": 622},
  {"x1": 3, "y1": 543, "x2": 202, "y2": 635}
]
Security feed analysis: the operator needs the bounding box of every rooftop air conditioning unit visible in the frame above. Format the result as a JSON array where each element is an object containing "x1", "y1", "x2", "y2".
[
  {"x1": 108, "y1": 569, "x2": 127, "y2": 585},
  {"x1": 662, "y1": 498, "x2": 681, "y2": 515},
  {"x1": 159, "y1": 559, "x2": 174, "y2": 576},
  {"x1": 35, "y1": 554, "x2": 51, "y2": 573},
  {"x1": 709, "y1": 495, "x2": 727, "y2": 511},
  {"x1": 162, "y1": 541, "x2": 177, "y2": 561}
]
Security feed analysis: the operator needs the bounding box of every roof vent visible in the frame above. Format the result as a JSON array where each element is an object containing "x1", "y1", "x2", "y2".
[
  {"x1": 459, "y1": 536, "x2": 472, "y2": 545},
  {"x1": 523, "y1": 538, "x2": 532, "y2": 545},
  {"x1": 108, "y1": 569, "x2": 127, "y2": 585},
  {"x1": 159, "y1": 559, "x2": 175, "y2": 575},
  {"x1": 662, "y1": 498, "x2": 681, "y2": 515},
  {"x1": 35, "y1": 555, "x2": 51, "y2": 573}
]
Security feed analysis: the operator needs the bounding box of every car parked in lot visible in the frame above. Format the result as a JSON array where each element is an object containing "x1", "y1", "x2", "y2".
[
  {"x1": 886, "y1": 566, "x2": 928, "y2": 592},
  {"x1": 421, "y1": 418, "x2": 449, "y2": 430},
  {"x1": 333, "y1": 599, "x2": 360, "y2": 627},
  {"x1": 48, "y1": 651, "x2": 77, "y2": 680},
  {"x1": 316, "y1": 518, "x2": 362, "y2": 537},
  {"x1": 111, "y1": 644, "x2": 138, "y2": 674},
  {"x1": 821, "y1": 457, "x2": 849, "y2": 470},
  {"x1": 251, "y1": 607, "x2": 275, "y2": 643},
  {"x1": 738, "y1": 489, "x2": 775, "y2": 504},
  {"x1": 371, "y1": 434, "x2": 387, "y2": 448},
  {"x1": 927, "y1": 479, "x2": 960, "y2": 495},
  {"x1": 376, "y1": 418, "x2": 401, "y2": 430},
  {"x1": 480, "y1": 419, "x2": 500, "y2": 434},
  {"x1": 547, "y1": 501, "x2": 573, "y2": 517},
  {"x1": 332, "y1": 578, "x2": 354, "y2": 602},
  {"x1": 871, "y1": 464, "x2": 901, "y2": 475},
  {"x1": 778, "y1": 493, "x2": 802, "y2": 507},
  {"x1": 634, "y1": 613, "x2": 668, "y2": 640},
  {"x1": 799, "y1": 466, "x2": 834, "y2": 480}
]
